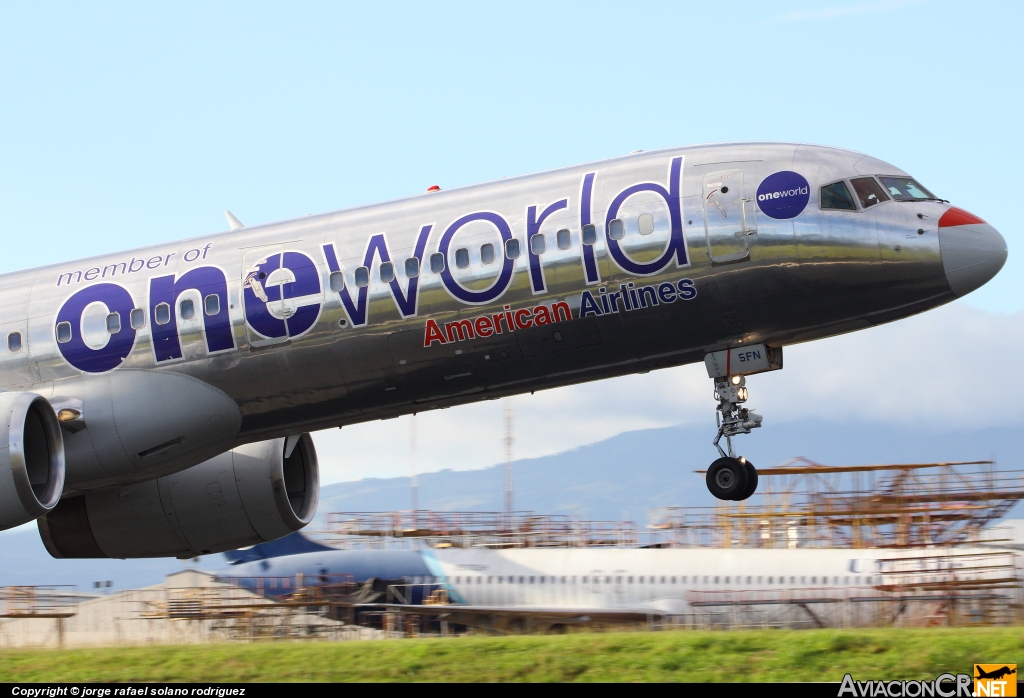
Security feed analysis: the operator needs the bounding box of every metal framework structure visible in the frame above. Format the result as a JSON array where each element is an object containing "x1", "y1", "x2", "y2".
[
  {"x1": 320, "y1": 510, "x2": 639, "y2": 549},
  {"x1": 651, "y1": 459, "x2": 1024, "y2": 549},
  {"x1": 0, "y1": 586, "x2": 79, "y2": 619}
]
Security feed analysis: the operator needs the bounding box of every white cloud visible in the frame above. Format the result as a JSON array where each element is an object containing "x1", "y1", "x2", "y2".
[
  {"x1": 312, "y1": 302, "x2": 1023, "y2": 483},
  {"x1": 772, "y1": 0, "x2": 927, "y2": 22}
]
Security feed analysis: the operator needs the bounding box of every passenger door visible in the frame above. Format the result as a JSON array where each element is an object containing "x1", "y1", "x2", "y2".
[{"x1": 703, "y1": 169, "x2": 756, "y2": 264}]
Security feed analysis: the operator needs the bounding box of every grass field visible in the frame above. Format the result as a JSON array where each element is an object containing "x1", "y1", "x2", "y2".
[{"x1": 0, "y1": 628, "x2": 1020, "y2": 682}]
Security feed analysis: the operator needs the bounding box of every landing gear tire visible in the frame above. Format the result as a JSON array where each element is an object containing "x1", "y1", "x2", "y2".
[
  {"x1": 706, "y1": 457, "x2": 749, "y2": 501},
  {"x1": 734, "y1": 459, "x2": 758, "y2": 501}
]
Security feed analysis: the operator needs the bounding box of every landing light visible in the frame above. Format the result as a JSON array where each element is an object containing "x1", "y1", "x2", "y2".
[
  {"x1": 730, "y1": 375, "x2": 743, "y2": 385},
  {"x1": 57, "y1": 408, "x2": 81, "y2": 422},
  {"x1": 737, "y1": 387, "x2": 748, "y2": 401}
]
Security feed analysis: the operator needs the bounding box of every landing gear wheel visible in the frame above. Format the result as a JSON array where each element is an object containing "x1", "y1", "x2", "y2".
[
  {"x1": 734, "y1": 459, "x2": 758, "y2": 501},
  {"x1": 706, "y1": 457, "x2": 749, "y2": 501}
]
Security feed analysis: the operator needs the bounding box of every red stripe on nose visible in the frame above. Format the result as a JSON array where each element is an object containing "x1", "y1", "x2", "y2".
[{"x1": 939, "y1": 207, "x2": 986, "y2": 227}]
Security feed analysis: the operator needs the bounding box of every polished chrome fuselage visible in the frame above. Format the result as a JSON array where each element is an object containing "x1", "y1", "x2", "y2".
[{"x1": 0, "y1": 143, "x2": 994, "y2": 493}]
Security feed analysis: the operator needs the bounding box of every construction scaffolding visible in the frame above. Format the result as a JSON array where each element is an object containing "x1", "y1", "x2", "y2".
[
  {"x1": 0, "y1": 586, "x2": 80, "y2": 648},
  {"x1": 321, "y1": 510, "x2": 639, "y2": 549},
  {"x1": 650, "y1": 459, "x2": 1024, "y2": 549}
]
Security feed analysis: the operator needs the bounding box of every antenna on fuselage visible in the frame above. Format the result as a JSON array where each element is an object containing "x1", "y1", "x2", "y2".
[{"x1": 225, "y1": 210, "x2": 244, "y2": 231}]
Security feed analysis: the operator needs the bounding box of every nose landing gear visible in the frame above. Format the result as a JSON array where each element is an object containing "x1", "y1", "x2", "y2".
[
  {"x1": 702, "y1": 344, "x2": 782, "y2": 501},
  {"x1": 708, "y1": 374, "x2": 762, "y2": 501}
]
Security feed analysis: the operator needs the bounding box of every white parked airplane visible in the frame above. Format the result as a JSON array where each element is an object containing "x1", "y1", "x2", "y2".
[{"x1": 220, "y1": 535, "x2": 1015, "y2": 630}]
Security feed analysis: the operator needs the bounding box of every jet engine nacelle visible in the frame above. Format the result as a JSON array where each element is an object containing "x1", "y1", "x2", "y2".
[
  {"x1": 37, "y1": 434, "x2": 318, "y2": 558},
  {"x1": 0, "y1": 392, "x2": 65, "y2": 531}
]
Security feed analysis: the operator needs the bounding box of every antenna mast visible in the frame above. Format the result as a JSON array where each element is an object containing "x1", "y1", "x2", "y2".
[
  {"x1": 504, "y1": 399, "x2": 514, "y2": 528},
  {"x1": 410, "y1": 416, "x2": 418, "y2": 515}
]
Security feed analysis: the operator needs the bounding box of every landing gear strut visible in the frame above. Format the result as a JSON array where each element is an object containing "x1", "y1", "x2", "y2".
[
  {"x1": 702, "y1": 344, "x2": 782, "y2": 501},
  {"x1": 707, "y1": 374, "x2": 762, "y2": 501}
]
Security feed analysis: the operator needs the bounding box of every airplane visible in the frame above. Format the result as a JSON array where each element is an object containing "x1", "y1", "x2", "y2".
[
  {"x1": 976, "y1": 667, "x2": 1017, "y2": 681},
  {"x1": 217, "y1": 533, "x2": 1016, "y2": 632},
  {"x1": 0, "y1": 142, "x2": 1006, "y2": 558}
]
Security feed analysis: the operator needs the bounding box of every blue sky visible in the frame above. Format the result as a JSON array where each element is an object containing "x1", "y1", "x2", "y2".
[
  {"x1": 1, "y1": 1, "x2": 1021, "y2": 485},
  {"x1": 1, "y1": 0, "x2": 1019, "y2": 311}
]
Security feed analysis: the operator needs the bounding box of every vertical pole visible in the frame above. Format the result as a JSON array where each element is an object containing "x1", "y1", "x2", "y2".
[
  {"x1": 410, "y1": 416, "x2": 418, "y2": 518},
  {"x1": 504, "y1": 398, "x2": 514, "y2": 533}
]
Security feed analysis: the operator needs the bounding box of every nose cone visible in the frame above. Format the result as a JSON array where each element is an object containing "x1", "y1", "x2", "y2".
[{"x1": 938, "y1": 207, "x2": 1008, "y2": 297}]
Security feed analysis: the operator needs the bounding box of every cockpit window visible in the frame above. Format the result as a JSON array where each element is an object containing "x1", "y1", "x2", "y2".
[
  {"x1": 850, "y1": 177, "x2": 890, "y2": 209},
  {"x1": 878, "y1": 176, "x2": 937, "y2": 201},
  {"x1": 820, "y1": 181, "x2": 857, "y2": 211}
]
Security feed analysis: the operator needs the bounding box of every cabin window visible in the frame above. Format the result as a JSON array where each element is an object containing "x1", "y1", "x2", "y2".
[
  {"x1": 455, "y1": 248, "x2": 470, "y2": 269},
  {"x1": 480, "y1": 243, "x2": 495, "y2": 265},
  {"x1": 790, "y1": 576, "x2": 796, "y2": 584},
  {"x1": 768, "y1": 576, "x2": 774, "y2": 584},
  {"x1": 530, "y1": 233, "x2": 546, "y2": 255},
  {"x1": 757, "y1": 576, "x2": 763, "y2": 584},
  {"x1": 582, "y1": 223, "x2": 597, "y2": 245},
  {"x1": 518, "y1": 576, "x2": 524, "y2": 584},
  {"x1": 505, "y1": 239, "x2": 521, "y2": 259},
  {"x1": 354, "y1": 266, "x2": 369, "y2": 288},
  {"x1": 56, "y1": 322, "x2": 72, "y2": 343},
  {"x1": 405, "y1": 258, "x2": 419, "y2": 278},
  {"x1": 820, "y1": 181, "x2": 858, "y2": 210},
  {"x1": 379, "y1": 262, "x2": 395, "y2": 283},
  {"x1": 105, "y1": 312, "x2": 121, "y2": 334},
  {"x1": 844, "y1": 576, "x2": 850, "y2": 584},
  {"x1": 638, "y1": 213, "x2": 655, "y2": 235},
  {"x1": 329, "y1": 271, "x2": 345, "y2": 292},
  {"x1": 811, "y1": 576, "x2": 817, "y2": 584},
  {"x1": 879, "y1": 176, "x2": 936, "y2": 201},
  {"x1": 850, "y1": 177, "x2": 890, "y2": 209},
  {"x1": 179, "y1": 299, "x2": 195, "y2": 321},
  {"x1": 7, "y1": 332, "x2": 21, "y2": 353},
  {"x1": 204, "y1": 294, "x2": 220, "y2": 316},
  {"x1": 429, "y1": 253, "x2": 445, "y2": 273},
  {"x1": 582, "y1": 576, "x2": 589, "y2": 584},
  {"x1": 801, "y1": 576, "x2": 806, "y2": 584},
  {"x1": 746, "y1": 576, "x2": 752, "y2": 584},
  {"x1": 556, "y1": 228, "x2": 571, "y2": 250},
  {"x1": 154, "y1": 303, "x2": 171, "y2": 325},
  {"x1": 130, "y1": 309, "x2": 146, "y2": 330},
  {"x1": 608, "y1": 218, "x2": 625, "y2": 240},
  {"x1": 628, "y1": 576, "x2": 634, "y2": 584}
]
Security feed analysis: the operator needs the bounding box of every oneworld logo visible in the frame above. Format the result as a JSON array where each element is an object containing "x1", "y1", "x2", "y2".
[{"x1": 756, "y1": 170, "x2": 810, "y2": 220}]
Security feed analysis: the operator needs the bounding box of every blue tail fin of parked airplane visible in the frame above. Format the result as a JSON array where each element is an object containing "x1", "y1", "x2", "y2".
[{"x1": 223, "y1": 532, "x2": 333, "y2": 565}]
